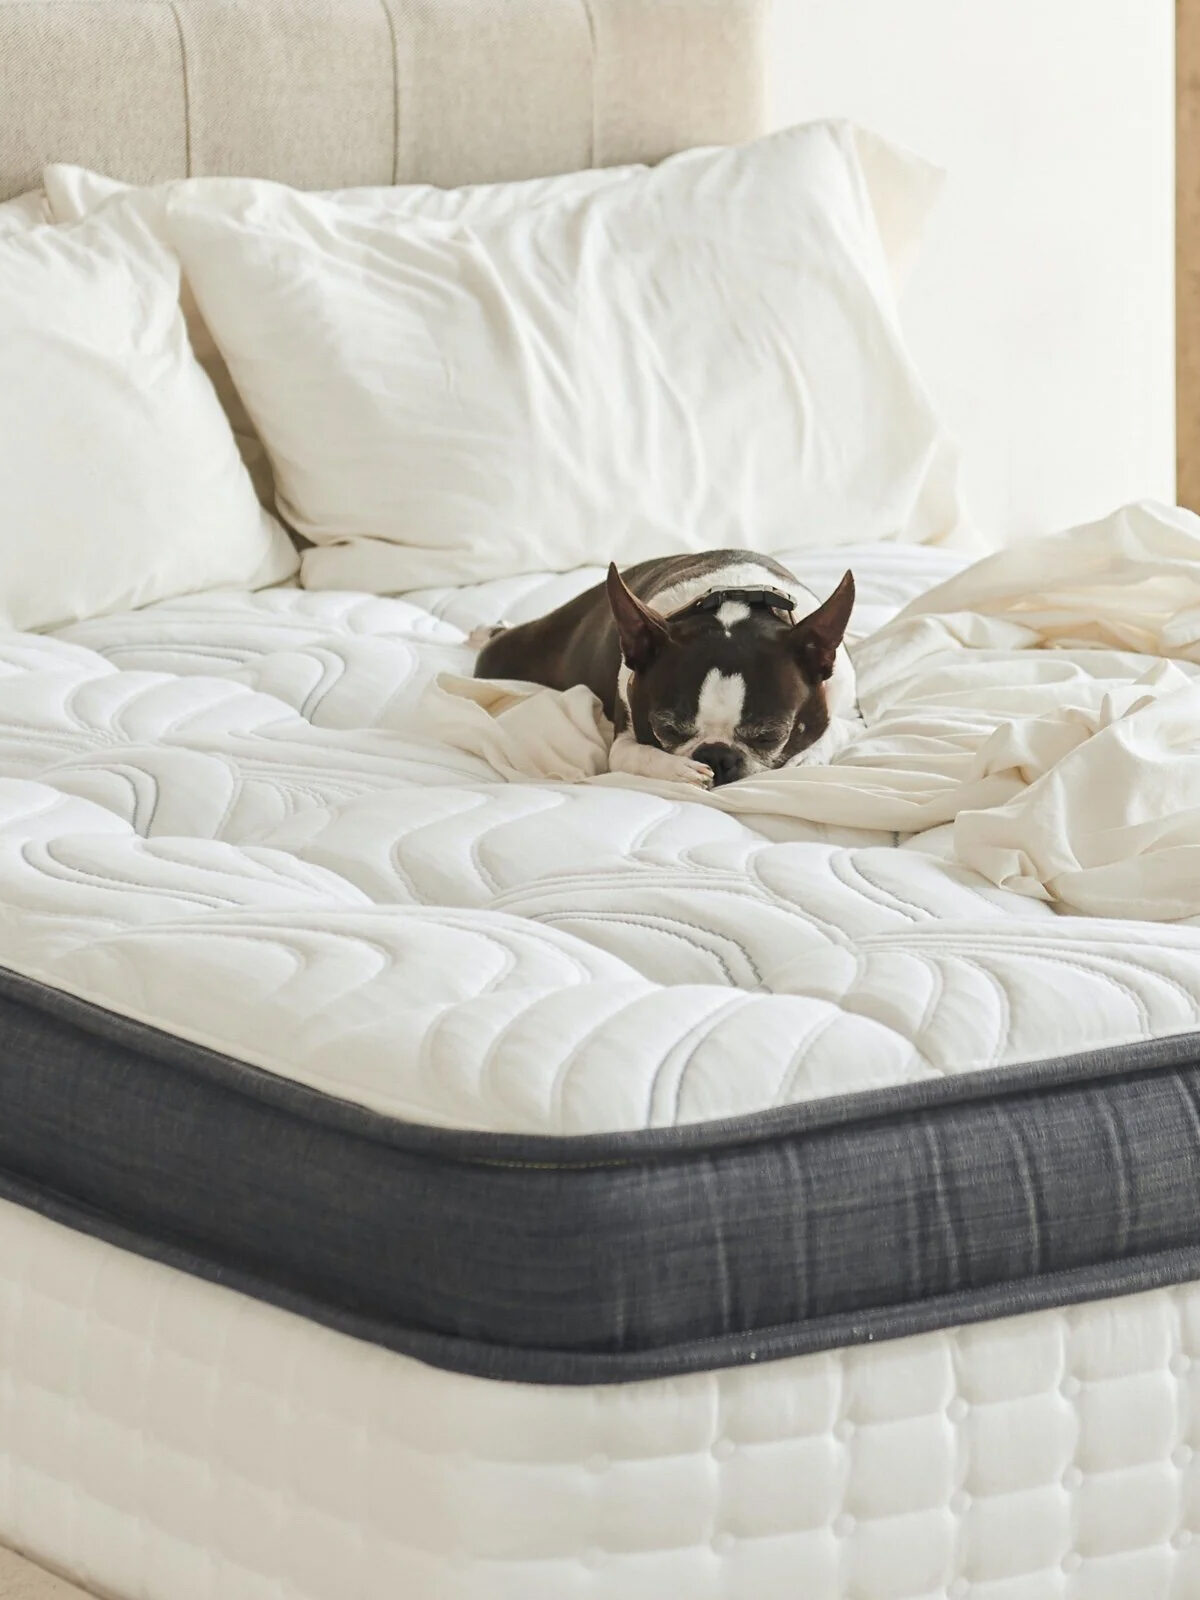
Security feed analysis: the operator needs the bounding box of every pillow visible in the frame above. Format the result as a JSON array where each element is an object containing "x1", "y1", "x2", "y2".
[
  {"x1": 44, "y1": 163, "x2": 645, "y2": 512},
  {"x1": 45, "y1": 135, "x2": 943, "y2": 533},
  {"x1": 0, "y1": 206, "x2": 298, "y2": 632},
  {"x1": 0, "y1": 189, "x2": 51, "y2": 232},
  {"x1": 161, "y1": 122, "x2": 967, "y2": 592}
]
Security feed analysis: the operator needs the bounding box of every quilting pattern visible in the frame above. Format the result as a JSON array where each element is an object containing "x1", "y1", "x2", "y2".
[{"x1": 0, "y1": 544, "x2": 1198, "y2": 1134}]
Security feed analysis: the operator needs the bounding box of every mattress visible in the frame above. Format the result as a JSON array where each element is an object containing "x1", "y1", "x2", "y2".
[{"x1": 4, "y1": 538, "x2": 1200, "y2": 1595}]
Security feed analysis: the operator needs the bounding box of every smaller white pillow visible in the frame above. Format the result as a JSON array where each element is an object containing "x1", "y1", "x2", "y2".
[{"x1": 0, "y1": 207, "x2": 298, "y2": 632}]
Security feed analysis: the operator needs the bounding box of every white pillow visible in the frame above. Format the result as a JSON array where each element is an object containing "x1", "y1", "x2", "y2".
[
  {"x1": 44, "y1": 163, "x2": 645, "y2": 512},
  {"x1": 45, "y1": 163, "x2": 640, "y2": 227},
  {"x1": 0, "y1": 189, "x2": 51, "y2": 232},
  {"x1": 45, "y1": 134, "x2": 943, "y2": 537},
  {"x1": 0, "y1": 207, "x2": 298, "y2": 632},
  {"x1": 161, "y1": 123, "x2": 968, "y2": 591}
]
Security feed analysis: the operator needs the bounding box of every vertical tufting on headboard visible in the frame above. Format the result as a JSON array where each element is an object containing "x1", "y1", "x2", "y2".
[{"x1": 0, "y1": 0, "x2": 769, "y2": 201}]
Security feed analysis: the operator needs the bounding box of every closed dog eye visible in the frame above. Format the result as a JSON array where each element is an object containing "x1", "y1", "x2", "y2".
[
  {"x1": 742, "y1": 724, "x2": 788, "y2": 749},
  {"x1": 651, "y1": 715, "x2": 691, "y2": 746}
]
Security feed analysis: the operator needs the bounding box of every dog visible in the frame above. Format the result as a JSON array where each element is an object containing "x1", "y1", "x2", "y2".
[{"x1": 471, "y1": 551, "x2": 858, "y2": 788}]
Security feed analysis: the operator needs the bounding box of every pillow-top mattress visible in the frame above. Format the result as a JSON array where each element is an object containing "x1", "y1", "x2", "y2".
[{"x1": 3, "y1": 541, "x2": 1200, "y2": 1385}]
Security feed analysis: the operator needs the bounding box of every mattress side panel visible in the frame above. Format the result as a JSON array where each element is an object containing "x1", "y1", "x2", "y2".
[{"x1": 4, "y1": 962, "x2": 1200, "y2": 1383}]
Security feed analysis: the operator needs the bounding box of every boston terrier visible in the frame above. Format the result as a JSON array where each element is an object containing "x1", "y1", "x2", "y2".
[{"x1": 471, "y1": 550, "x2": 857, "y2": 788}]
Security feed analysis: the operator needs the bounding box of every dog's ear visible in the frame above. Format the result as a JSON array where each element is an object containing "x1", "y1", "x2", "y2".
[
  {"x1": 606, "y1": 563, "x2": 670, "y2": 671},
  {"x1": 791, "y1": 571, "x2": 854, "y2": 681}
]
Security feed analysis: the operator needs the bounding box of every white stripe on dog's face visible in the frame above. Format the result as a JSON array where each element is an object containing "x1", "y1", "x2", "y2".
[
  {"x1": 677, "y1": 668, "x2": 745, "y2": 753},
  {"x1": 716, "y1": 600, "x2": 750, "y2": 631}
]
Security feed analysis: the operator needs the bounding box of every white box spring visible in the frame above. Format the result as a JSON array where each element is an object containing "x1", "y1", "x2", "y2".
[{"x1": 1, "y1": 1196, "x2": 1199, "y2": 1600}]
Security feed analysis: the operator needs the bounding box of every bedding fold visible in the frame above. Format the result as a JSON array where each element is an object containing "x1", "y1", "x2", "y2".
[{"x1": 432, "y1": 501, "x2": 1200, "y2": 920}]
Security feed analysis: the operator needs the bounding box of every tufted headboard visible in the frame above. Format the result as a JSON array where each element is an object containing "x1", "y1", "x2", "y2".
[{"x1": 0, "y1": 0, "x2": 768, "y2": 201}]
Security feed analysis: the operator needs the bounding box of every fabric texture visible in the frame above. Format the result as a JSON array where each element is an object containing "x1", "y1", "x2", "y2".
[
  {"x1": 0, "y1": 0, "x2": 769, "y2": 203},
  {"x1": 2, "y1": 958, "x2": 1200, "y2": 1384},
  {"x1": 0, "y1": 188, "x2": 49, "y2": 231},
  {"x1": 426, "y1": 501, "x2": 1200, "y2": 921},
  {"x1": 3, "y1": 1194, "x2": 1200, "y2": 1600},
  {"x1": 4, "y1": 536, "x2": 1200, "y2": 1146},
  {"x1": 44, "y1": 161, "x2": 649, "y2": 510},
  {"x1": 45, "y1": 132, "x2": 939, "y2": 517},
  {"x1": 0, "y1": 204, "x2": 296, "y2": 633},
  {"x1": 162, "y1": 122, "x2": 967, "y2": 590}
]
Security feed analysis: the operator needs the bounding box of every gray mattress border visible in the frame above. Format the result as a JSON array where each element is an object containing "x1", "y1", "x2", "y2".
[{"x1": 2, "y1": 963, "x2": 1200, "y2": 1385}]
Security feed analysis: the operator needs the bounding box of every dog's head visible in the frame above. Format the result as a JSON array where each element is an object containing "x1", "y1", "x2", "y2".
[{"x1": 606, "y1": 564, "x2": 855, "y2": 786}]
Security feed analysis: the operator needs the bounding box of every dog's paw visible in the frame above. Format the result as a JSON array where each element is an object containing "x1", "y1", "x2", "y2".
[
  {"x1": 668, "y1": 756, "x2": 716, "y2": 788},
  {"x1": 609, "y1": 736, "x2": 714, "y2": 788},
  {"x1": 466, "y1": 623, "x2": 508, "y2": 650}
]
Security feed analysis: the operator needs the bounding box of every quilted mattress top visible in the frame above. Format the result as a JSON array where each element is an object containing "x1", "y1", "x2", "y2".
[{"x1": 3, "y1": 539, "x2": 1200, "y2": 1140}]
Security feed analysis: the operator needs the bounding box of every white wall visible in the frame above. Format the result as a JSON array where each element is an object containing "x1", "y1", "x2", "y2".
[{"x1": 768, "y1": 0, "x2": 1175, "y2": 543}]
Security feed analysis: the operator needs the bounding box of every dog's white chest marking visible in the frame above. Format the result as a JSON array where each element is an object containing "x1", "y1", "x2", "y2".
[{"x1": 688, "y1": 668, "x2": 746, "y2": 749}]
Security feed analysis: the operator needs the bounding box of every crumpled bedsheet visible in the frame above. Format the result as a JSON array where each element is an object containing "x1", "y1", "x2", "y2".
[{"x1": 428, "y1": 501, "x2": 1200, "y2": 920}]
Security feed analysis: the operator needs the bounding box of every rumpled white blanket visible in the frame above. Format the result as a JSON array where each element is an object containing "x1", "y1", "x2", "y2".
[{"x1": 424, "y1": 502, "x2": 1200, "y2": 920}]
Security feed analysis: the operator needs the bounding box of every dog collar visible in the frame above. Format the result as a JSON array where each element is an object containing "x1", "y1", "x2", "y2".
[{"x1": 667, "y1": 586, "x2": 798, "y2": 621}]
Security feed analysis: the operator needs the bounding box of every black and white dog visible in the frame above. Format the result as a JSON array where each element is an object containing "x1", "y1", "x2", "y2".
[{"x1": 472, "y1": 551, "x2": 857, "y2": 788}]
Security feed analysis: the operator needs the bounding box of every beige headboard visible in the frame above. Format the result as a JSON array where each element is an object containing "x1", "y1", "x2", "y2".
[{"x1": 0, "y1": 0, "x2": 767, "y2": 201}]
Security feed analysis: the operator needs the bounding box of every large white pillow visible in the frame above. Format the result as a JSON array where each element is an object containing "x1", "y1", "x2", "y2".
[
  {"x1": 0, "y1": 207, "x2": 298, "y2": 632},
  {"x1": 44, "y1": 163, "x2": 645, "y2": 512},
  {"x1": 45, "y1": 131, "x2": 945, "y2": 539},
  {"x1": 161, "y1": 123, "x2": 968, "y2": 591},
  {"x1": 157, "y1": 123, "x2": 966, "y2": 588}
]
